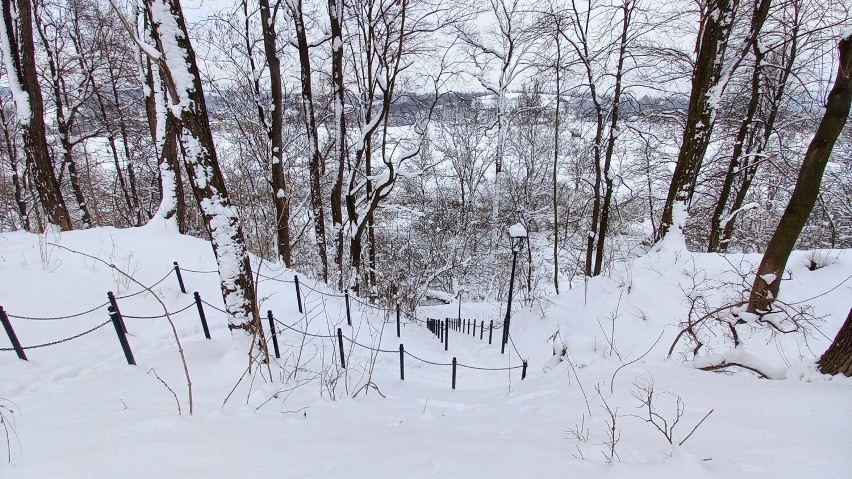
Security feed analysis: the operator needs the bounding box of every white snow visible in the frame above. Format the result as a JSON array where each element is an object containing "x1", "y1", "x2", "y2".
[
  {"x1": 508, "y1": 222, "x2": 527, "y2": 238},
  {"x1": 1, "y1": 227, "x2": 850, "y2": 478}
]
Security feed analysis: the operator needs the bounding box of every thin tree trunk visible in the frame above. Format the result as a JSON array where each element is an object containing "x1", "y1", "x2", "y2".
[
  {"x1": 328, "y1": 0, "x2": 346, "y2": 289},
  {"x1": 748, "y1": 34, "x2": 852, "y2": 312},
  {"x1": 258, "y1": 0, "x2": 292, "y2": 267},
  {"x1": 0, "y1": 103, "x2": 29, "y2": 229},
  {"x1": 291, "y1": 0, "x2": 329, "y2": 283}
]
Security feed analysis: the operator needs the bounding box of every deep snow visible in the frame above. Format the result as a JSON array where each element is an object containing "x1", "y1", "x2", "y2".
[{"x1": 1, "y1": 226, "x2": 850, "y2": 478}]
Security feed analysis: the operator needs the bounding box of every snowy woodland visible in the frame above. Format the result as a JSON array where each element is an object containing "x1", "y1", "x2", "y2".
[{"x1": 0, "y1": 0, "x2": 851, "y2": 476}]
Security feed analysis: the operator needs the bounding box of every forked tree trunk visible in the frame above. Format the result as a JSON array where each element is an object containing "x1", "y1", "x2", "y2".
[
  {"x1": 748, "y1": 34, "x2": 852, "y2": 312},
  {"x1": 818, "y1": 308, "x2": 852, "y2": 376},
  {"x1": 658, "y1": 0, "x2": 737, "y2": 240}
]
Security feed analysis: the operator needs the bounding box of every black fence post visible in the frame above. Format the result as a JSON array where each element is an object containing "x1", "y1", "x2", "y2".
[
  {"x1": 522, "y1": 360, "x2": 528, "y2": 380},
  {"x1": 294, "y1": 275, "x2": 303, "y2": 313},
  {"x1": 173, "y1": 261, "x2": 187, "y2": 294},
  {"x1": 439, "y1": 320, "x2": 443, "y2": 342},
  {"x1": 396, "y1": 304, "x2": 401, "y2": 338},
  {"x1": 193, "y1": 292, "x2": 211, "y2": 339},
  {"x1": 345, "y1": 292, "x2": 352, "y2": 326},
  {"x1": 267, "y1": 310, "x2": 281, "y2": 359},
  {"x1": 107, "y1": 291, "x2": 127, "y2": 334},
  {"x1": 480, "y1": 320, "x2": 484, "y2": 340},
  {"x1": 337, "y1": 327, "x2": 346, "y2": 369},
  {"x1": 452, "y1": 357, "x2": 457, "y2": 390},
  {"x1": 489, "y1": 320, "x2": 494, "y2": 344},
  {"x1": 109, "y1": 305, "x2": 135, "y2": 365},
  {"x1": 399, "y1": 343, "x2": 405, "y2": 380},
  {"x1": 0, "y1": 306, "x2": 27, "y2": 361},
  {"x1": 444, "y1": 320, "x2": 449, "y2": 351}
]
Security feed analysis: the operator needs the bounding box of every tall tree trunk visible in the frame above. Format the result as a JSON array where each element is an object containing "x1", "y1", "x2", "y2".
[
  {"x1": 291, "y1": 0, "x2": 329, "y2": 283},
  {"x1": 818, "y1": 307, "x2": 852, "y2": 376},
  {"x1": 593, "y1": 0, "x2": 632, "y2": 276},
  {"x1": 139, "y1": 9, "x2": 185, "y2": 232},
  {"x1": 328, "y1": 0, "x2": 346, "y2": 289},
  {"x1": 1, "y1": 0, "x2": 72, "y2": 231},
  {"x1": 552, "y1": 23, "x2": 561, "y2": 294},
  {"x1": 708, "y1": 0, "x2": 771, "y2": 252},
  {"x1": 258, "y1": 0, "x2": 292, "y2": 267},
  {"x1": 747, "y1": 34, "x2": 852, "y2": 312},
  {"x1": 145, "y1": 0, "x2": 259, "y2": 333},
  {"x1": 658, "y1": 0, "x2": 737, "y2": 240}
]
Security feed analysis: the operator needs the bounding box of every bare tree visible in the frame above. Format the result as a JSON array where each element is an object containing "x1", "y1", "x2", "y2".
[
  {"x1": 1, "y1": 0, "x2": 72, "y2": 230},
  {"x1": 748, "y1": 33, "x2": 851, "y2": 312}
]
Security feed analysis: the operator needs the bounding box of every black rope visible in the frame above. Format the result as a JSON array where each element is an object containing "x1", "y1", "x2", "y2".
[
  {"x1": 114, "y1": 270, "x2": 174, "y2": 299},
  {"x1": 180, "y1": 267, "x2": 218, "y2": 274},
  {"x1": 0, "y1": 319, "x2": 112, "y2": 351},
  {"x1": 123, "y1": 302, "x2": 196, "y2": 319},
  {"x1": 457, "y1": 362, "x2": 523, "y2": 371},
  {"x1": 507, "y1": 332, "x2": 525, "y2": 362},
  {"x1": 298, "y1": 282, "x2": 346, "y2": 298},
  {"x1": 342, "y1": 334, "x2": 398, "y2": 353},
  {"x1": 7, "y1": 302, "x2": 109, "y2": 321},
  {"x1": 256, "y1": 272, "x2": 294, "y2": 283},
  {"x1": 199, "y1": 299, "x2": 227, "y2": 314},
  {"x1": 272, "y1": 317, "x2": 337, "y2": 339},
  {"x1": 402, "y1": 350, "x2": 454, "y2": 366}
]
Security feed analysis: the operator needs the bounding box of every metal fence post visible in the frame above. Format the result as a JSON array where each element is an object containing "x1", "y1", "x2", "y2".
[
  {"x1": 444, "y1": 320, "x2": 449, "y2": 351},
  {"x1": 488, "y1": 320, "x2": 494, "y2": 344},
  {"x1": 109, "y1": 305, "x2": 135, "y2": 365},
  {"x1": 267, "y1": 310, "x2": 281, "y2": 359},
  {"x1": 399, "y1": 344, "x2": 405, "y2": 380},
  {"x1": 194, "y1": 292, "x2": 211, "y2": 339},
  {"x1": 452, "y1": 357, "x2": 457, "y2": 390},
  {"x1": 396, "y1": 304, "x2": 401, "y2": 338},
  {"x1": 0, "y1": 306, "x2": 27, "y2": 360},
  {"x1": 337, "y1": 327, "x2": 346, "y2": 369},
  {"x1": 345, "y1": 292, "x2": 352, "y2": 326},
  {"x1": 107, "y1": 291, "x2": 127, "y2": 334},
  {"x1": 522, "y1": 360, "x2": 528, "y2": 380},
  {"x1": 173, "y1": 261, "x2": 187, "y2": 294},
  {"x1": 294, "y1": 275, "x2": 303, "y2": 313}
]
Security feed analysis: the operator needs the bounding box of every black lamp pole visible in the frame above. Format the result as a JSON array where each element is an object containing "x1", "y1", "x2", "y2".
[{"x1": 501, "y1": 236, "x2": 523, "y2": 354}]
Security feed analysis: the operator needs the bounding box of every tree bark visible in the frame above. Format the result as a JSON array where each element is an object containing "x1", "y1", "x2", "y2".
[
  {"x1": 747, "y1": 34, "x2": 852, "y2": 312},
  {"x1": 145, "y1": 0, "x2": 259, "y2": 333},
  {"x1": 818, "y1": 307, "x2": 852, "y2": 376},
  {"x1": 1, "y1": 0, "x2": 72, "y2": 231},
  {"x1": 258, "y1": 0, "x2": 292, "y2": 267},
  {"x1": 291, "y1": 0, "x2": 329, "y2": 283},
  {"x1": 658, "y1": 0, "x2": 737, "y2": 240},
  {"x1": 328, "y1": 0, "x2": 346, "y2": 289}
]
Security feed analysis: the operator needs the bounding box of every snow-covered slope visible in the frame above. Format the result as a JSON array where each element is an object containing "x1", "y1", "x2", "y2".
[{"x1": 1, "y1": 226, "x2": 850, "y2": 478}]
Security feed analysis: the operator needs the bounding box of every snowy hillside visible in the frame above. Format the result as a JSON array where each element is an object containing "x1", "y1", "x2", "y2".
[{"x1": 1, "y1": 226, "x2": 850, "y2": 478}]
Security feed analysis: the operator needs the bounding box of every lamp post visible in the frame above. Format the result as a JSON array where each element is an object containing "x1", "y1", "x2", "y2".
[{"x1": 502, "y1": 223, "x2": 527, "y2": 354}]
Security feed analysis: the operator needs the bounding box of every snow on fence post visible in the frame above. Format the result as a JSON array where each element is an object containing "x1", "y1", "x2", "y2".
[
  {"x1": 0, "y1": 306, "x2": 27, "y2": 361},
  {"x1": 396, "y1": 304, "x2": 401, "y2": 338},
  {"x1": 345, "y1": 292, "x2": 352, "y2": 326},
  {"x1": 452, "y1": 357, "x2": 457, "y2": 390},
  {"x1": 173, "y1": 261, "x2": 187, "y2": 294},
  {"x1": 522, "y1": 360, "x2": 528, "y2": 380},
  {"x1": 267, "y1": 310, "x2": 281, "y2": 359},
  {"x1": 193, "y1": 292, "x2": 211, "y2": 339},
  {"x1": 399, "y1": 343, "x2": 405, "y2": 380},
  {"x1": 107, "y1": 291, "x2": 127, "y2": 334},
  {"x1": 294, "y1": 275, "x2": 303, "y2": 313},
  {"x1": 108, "y1": 305, "x2": 135, "y2": 365},
  {"x1": 488, "y1": 320, "x2": 494, "y2": 344},
  {"x1": 337, "y1": 327, "x2": 346, "y2": 369}
]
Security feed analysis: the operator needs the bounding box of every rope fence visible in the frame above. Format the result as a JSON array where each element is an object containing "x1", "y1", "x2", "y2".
[{"x1": 2, "y1": 262, "x2": 529, "y2": 388}]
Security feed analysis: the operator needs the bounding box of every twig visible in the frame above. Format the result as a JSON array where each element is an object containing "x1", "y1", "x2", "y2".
[
  {"x1": 611, "y1": 330, "x2": 665, "y2": 394},
  {"x1": 679, "y1": 409, "x2": 714, "y2": 446},
  {"x1": 147, "y1": 368, "x2": 181, "y2": 415}
]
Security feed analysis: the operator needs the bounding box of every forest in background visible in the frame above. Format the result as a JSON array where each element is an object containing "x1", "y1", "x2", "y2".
[{"x1": 0, "y1": 0, "x2": 849, "y2": 316}]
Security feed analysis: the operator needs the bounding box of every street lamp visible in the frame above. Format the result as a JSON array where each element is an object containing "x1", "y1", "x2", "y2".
[{"x1": 502, "y1": 223, "x2": 527, "y2": 354}]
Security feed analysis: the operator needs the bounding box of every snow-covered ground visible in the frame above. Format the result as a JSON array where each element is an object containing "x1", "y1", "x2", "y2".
[{"x1": 1, "y1": 226, "x2": 850, "y2": 478}]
